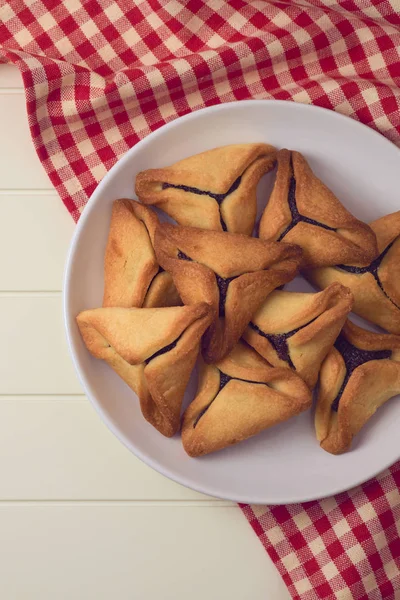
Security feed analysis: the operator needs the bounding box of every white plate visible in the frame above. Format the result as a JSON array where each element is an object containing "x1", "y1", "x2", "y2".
[{"x1": 64, "y1": 100, "x2": 400, "y2": 504}]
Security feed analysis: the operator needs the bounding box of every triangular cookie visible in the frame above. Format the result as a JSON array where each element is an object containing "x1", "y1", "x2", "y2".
[
  {"x1": 315, "y1": 320, "x2": 400, "y2": 454},
  {"x1": 259, "y1": 149, "x2": 377, "y2": 268},
  {"x1": 182, "y1": 341, "x2": 311, "y2": 456},
  {"x1": 135, "y1": 143, "x2": 276, "y2": 235},
  {"x1": 76, "y1": 303, "x2": 212, "y2": 437},
  {"x1": 155, "y1": 223, "x2": 302, "y2": 363},
  {"x1": 306, "y1": 210, "x2": 400, "y2": 334},
  {"x1": 243, "y1": 283, "x2": 353, "y2": 388},
  {"x1": 103, "y1": 199, "x2": 180, "y2": 308}
]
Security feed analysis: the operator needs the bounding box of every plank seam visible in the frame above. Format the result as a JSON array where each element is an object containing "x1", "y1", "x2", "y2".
[
  {"x1": 0, "y1": 189, "x2": 56, "y2": 195},
  {"x1": 0, "y1": 291, "x2": 62, "y2": 296},
  {"x1": 0, "y1": 394, "x2": 86, "y2": 398},
  {"x1": 0, "y1": 88, "x2": 25, "y2": 94},
  {"x1": 0, "y1": 500, "x2": 233, "y2": 506}
]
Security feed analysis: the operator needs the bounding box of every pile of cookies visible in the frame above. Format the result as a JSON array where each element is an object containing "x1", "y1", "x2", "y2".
[{"x1": 76, "y1": 143, "x2": 400, "y2": 457}]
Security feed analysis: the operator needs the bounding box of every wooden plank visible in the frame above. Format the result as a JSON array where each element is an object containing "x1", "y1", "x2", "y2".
[
  {"x1": 0, "y1": 93, "x2": 52, "y2": 189},
  {"x1": 0, "y1": 397, "x2": 210, "y2": 500},
  {"x1": 0, "y1": 504, "x2": 289, "y2": 600},
  {"x1": 0, "y1": 296, "x2": 81, "y2": 394},
  {"x1": 0, "y1": 194, "x2": 74, "y2": 290}
]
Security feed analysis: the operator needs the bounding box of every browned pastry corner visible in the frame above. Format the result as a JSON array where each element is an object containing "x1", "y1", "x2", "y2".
[
  {"x1": 243, "y1": 282, "x2": 353, "y2": 389},
  {"x1": 103, "y1": 198, "x2": 180, "y2": 308},
  {"x1": 258, "y1": 149, "x2": 378, "y2": 268},
  {"x1": 182, "y1": 341, "x2": 312, "y2": 457},
  {"x1": 315, "y1": 320, "x2": 400, "y2": 455},
  {"x1": 135, "y1": 143, "x2": 276, "y2": 235},
  {"x1": 154, "y1": 223, "x2": 302, "y2": 363},
  {"x1": 76, "y1": 303, "x2": 212, "y2": 437},
  {"x1": 305, "y1": 210, "x2": 400, "y2": 334}
]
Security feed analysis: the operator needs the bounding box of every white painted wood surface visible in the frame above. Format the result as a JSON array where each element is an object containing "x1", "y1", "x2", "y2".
[{"x1": 0, "y1": 64, "x2": 290, "y2": 599}]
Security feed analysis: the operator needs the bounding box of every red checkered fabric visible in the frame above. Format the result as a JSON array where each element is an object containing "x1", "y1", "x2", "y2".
[
  {"x1": 241, "y1": 462, "x2": 400, "y2": 599},
  {"x1": 2, "y1": 0, "x2": 400, "y2": 221},
  {"x1": 1, "y1": 1, "x2": 400, "y2": 598}
]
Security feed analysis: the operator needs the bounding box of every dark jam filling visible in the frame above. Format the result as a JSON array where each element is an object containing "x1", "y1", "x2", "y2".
[
  {"x1": 162, "y1": 176, "x2": 242, "y2": 232},
  {"x1": 144, "y1": 266, "x2": 165, "y2": 302},
  {"x1": 249, "y1": 315, "x2": 318, "y2": 370},
  {"x1": 145, "y1": 340, "x2": 178, "y2": 364},
  {"x1": 216, "y1": 274, "x2": 239, "y2": 317},
  {"x1": 177, "y1": 250, "x2": 192, "y2": 261},
  {"x1": 146, "y1": 265, "x2": 164, "y2": 293},
  {"x1": 176, "y1": 251, "x2": 237, "y2": 317},
  {"x1": 218, "y1": 371, "x2": 232, "y2": 391},
  {"x1": 162, "y1": 177, "x2": 241, "y2": 205},
  {"x1": 277, "y1": 170, "x2": 337, "y2": 242},
  {"x1": 336, "y1": 240, "x2": 400, "y2": 310},
  {"x1": 193, "y1": 370, "x2": 269, "y2": 428},
  {"x1": 145, "y1": 333, "x2": 183, "y2": 364},
  {"x1": 330, "y1": 334, "x2": 391, "y2": 412}
]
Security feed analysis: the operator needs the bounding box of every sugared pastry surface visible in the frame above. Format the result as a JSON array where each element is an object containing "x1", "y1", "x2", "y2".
[
  {"x1": 182, "y1": 341, "x2": 312, "y2": 457},
  {"x1": 155, "y1": 222, "x2": 302, "y2": 363},
  {"x1": 243, "y1": 283, "x2": 353, "y2": 388},
  {"x1": 315, "y1": 320, "x2": 400, "y2": 454},
  {"x1": 136, "y1": 143, "x2": 276, "y2": 235},
  {"x1": 306, "y1": 210, "x2": 400, "y2": 334},
  {"x1": 103, "y1": 199, "x2": 180, "y2": 309},
  {"x1": 259, "y1": 149, "x2": 377, "y2": 268},
  {"x1": 77, "y1": 304, "x2": 212, "y2": 437}
]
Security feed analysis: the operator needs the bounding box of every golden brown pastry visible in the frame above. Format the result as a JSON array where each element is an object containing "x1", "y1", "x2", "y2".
[
  {"x1": 258, "y1": 149, "x2": 377, "y2": 268},
  {"x1": 76, "y1": 303, "x2": 212, "y2": 437},
  {"x1": 155, "y1": 223, "x2": 302, "y2": 363},
  {"x1": 305, "y1": 210, "x2": 400, "y2": 334},
  {"x1": 243, "y1": 283, "x2": 353, "y2": 388},
  {"x1": 315, "y1": 320, "x2": 400, "y2": 455},
  {"x1": 182, "y1": 341, "x2": 312, "y2": 456},
  {"x1": 103, "y1": 199, "x2": 180, "y2": 308},
  {"x1": 135, "y1": 143, "x2": 277, "y2": 235}
]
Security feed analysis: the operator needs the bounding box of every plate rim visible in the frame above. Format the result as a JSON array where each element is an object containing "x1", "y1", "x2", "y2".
[{"x1": 63, "y1": 99, "x2": 400, "y2": 504}]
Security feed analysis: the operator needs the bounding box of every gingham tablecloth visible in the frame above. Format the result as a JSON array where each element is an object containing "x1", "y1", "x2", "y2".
[{"x1": 1, "y1": 1, "x2": 400, "y2": 598}]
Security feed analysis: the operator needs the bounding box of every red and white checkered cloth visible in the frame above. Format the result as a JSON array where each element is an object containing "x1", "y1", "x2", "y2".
[{"x1": 2, "y1": 1, "x2": 400, "y2": 598}]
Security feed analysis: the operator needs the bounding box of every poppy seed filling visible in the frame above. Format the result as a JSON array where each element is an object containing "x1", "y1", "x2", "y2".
[
  {"x1": 330, "y1": 334, "x2": 391, "y2": 412},
  {"x1": 162, "y1": 176, "x2": 242, "y2": 232},
  {"x1": 249, "y1": 315, "x2": 319, "y2": 370},
  {"x1": 215, "y1": 274, "x2": 238, "y2": 317},
  {"x1": 176, "y1": 251, "x2": 238, "y2": 317},
  {"x1": 218, "y1": 371, "x2": 232, "y2": 391},
  {"x1": 193, "y1": 370, "x2": 270, "y2": 427},
  {"x1": 177, "y1": 250, "x2": 192, "y2": 261},
  {"x1": 146, "y1": 265, "x2": 164, "y2": 296},
  {"x1": 336, "y1": 240, "x2": 400, "y2": 310},
  {"x1": 145, "y1": 338, "x2": 180, "y2": 364},
  {"x1": 277, "y1": 159, "x2": 337, "y2": 241}
]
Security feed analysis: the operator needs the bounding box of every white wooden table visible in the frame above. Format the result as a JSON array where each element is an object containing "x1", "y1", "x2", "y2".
[{"x1": 0, "y1": 63, "x2": 290, "y2": 600}]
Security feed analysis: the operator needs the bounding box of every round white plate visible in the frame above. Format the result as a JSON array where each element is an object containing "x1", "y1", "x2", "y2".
[{"x1": 64, "y1": 100, "x2": 400, "y2": 504}]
